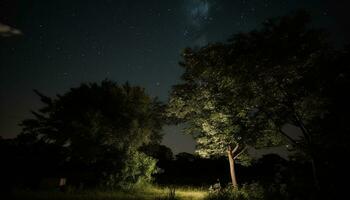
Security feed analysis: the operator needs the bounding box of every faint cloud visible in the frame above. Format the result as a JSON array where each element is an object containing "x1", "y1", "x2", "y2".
[
  {"x1": 0, "y1": 23, "x2": 22, "y2": 37},
  {"x1": 184, "y1": 0, "x2": 212, "y2": 47},
  {"x1": 186, "y1": 0, "x2": 211, "y2": 28}
]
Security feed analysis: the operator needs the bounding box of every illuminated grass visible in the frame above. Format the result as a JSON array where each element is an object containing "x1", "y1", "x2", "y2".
[
  {"x1": 12, "y1": 185, "x2": 208, "y2": 200},
  {"x1": 150, "y1": 186, "x2": 207, "y2": 199}
]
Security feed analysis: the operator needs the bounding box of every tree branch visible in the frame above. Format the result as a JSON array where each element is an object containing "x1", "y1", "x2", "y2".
[
  {"x1": 279, "y1": 85, "x2": 312, "y2": 145},
  {"x1": 259, "y1": 108, "x2": 299, "y2": 146},
  {"x1": 232, "y1": 142, "x2": 239, "y2": 153},
  {"x1": 234, "y1": 146, "x2": 247, "y2": 159},
  {"x1": 278, "y1": 127, "x2": 298, "y2": 146},
  {"x1": 293, "y1": 112, "x2": 312, "y2": 144}
]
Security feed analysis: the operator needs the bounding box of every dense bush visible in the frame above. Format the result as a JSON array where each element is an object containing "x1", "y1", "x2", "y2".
[
  {"x1": 206, "y1": 183, "x2": 265, "y2": 200},
  {"x1": 16, "y1": 80, "x2": 164, "y2": 189},
  {"x1": 103, "y1": 151, "x2": 159, "y2": 189}
]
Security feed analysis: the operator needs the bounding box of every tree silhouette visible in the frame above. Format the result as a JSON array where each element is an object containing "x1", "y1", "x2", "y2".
[{"x1": 20, "y1": 80, "x2": 164, "y2": 187}]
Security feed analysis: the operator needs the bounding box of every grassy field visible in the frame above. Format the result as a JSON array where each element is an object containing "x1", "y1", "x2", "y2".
[{"x1": 11, "y1": 186, "x2": 208, "y2": 200}]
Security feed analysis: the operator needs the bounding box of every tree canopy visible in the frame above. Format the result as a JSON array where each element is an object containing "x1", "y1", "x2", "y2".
[
  {"x1": 167, "y1": 11, "x2": 347, "y2": 188},
  {"x1": 20, "y1": 80, "x2": 164, "y2": 187}
]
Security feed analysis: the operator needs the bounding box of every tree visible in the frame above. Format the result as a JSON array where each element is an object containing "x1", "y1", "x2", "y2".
[
  {"x1": 20, "y1": 80, "x2": 164, "y2": 187},
  {"x1": 167, "y1": 11, "x2": 334, "y2": 188},
  {"x1": 167, "y1": 56, "x2": 281, "y2": 187},
  {"x1": 306, "y1": 46, "x2": 350, "y2": 194}
]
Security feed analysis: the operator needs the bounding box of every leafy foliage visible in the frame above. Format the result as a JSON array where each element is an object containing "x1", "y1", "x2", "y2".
[
  {"x1": 168, "y1": 10, "x2": 339, "y2": 161},
  {"x1": 168, "y1": 12, "x2": 326, "y2": 161},
  {"x1": 206, "y1": 183, "x2": 265, "y2": 200},
  {"x1": 167, "y1": 11, "x2": 350, "y2": 190},
  {"x1": 103, "y1": 151, "x2": 158, "y2": 189},
  {"x1": 20, "y1": 80, "x2": 164, "y2": 188}
]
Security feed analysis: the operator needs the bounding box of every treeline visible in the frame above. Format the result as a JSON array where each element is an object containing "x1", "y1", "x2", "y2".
[{"x1": 0, "y1": 136, "x2": 317, "y2": 199}]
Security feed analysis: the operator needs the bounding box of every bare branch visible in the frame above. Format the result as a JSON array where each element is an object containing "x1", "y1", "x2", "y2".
[
  {"x1": 258, "y1": 107, "x2": 300, "y2": 147},
  {"x1": 278, "y1": 128, "x2": 298, "y2": 146},
  {"x1": 234, "y1": 146, "x2": 247, "y2": 159},
  {"x1": 232, "y1": 143, "x2": 239, "y2": 153},
  {"x1": 293, "y1": 112, "x2": 312, "y2": 144}
]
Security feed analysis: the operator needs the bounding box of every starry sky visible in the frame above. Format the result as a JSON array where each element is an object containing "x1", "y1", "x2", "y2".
[{"x1": 1, "y1": 0, "x2": 349, "y2": 154}]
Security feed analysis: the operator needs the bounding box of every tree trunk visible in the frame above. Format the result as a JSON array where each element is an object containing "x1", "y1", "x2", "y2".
[
  {"x1": 293, "y1": 113, "x2": 320, "y2": 190},
  {"x1": 310, "y1": 157, "x2": 320, "y2": 190},
  {"x1": 227, "y1": 150, "x2": 238, "y2": 188}
]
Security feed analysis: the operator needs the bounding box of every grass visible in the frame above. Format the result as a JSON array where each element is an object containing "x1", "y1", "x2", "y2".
[{"x1": 10, "y1": 185, "x2": 208, "y2": 200}]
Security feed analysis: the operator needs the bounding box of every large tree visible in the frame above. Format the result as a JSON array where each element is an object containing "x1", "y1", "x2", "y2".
[
  {"x1": 167, "y1": 11, "x2": 336, "y2": 188},
  {"x1": 20, "y1": 80, "x2": 164, "y2": 187}
]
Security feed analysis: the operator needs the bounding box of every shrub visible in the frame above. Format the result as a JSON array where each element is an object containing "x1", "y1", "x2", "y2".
[
  {"x1": 102, "y1": 151, "x2": 159, "y2": 189},
  {"x1": 206, "y1": 182, "x2": 265, "y2": 200}
]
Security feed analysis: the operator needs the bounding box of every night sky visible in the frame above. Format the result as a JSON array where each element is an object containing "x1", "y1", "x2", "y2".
[{"x1": 1, "y1": 0, "x2": 349, "y2": 154}]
